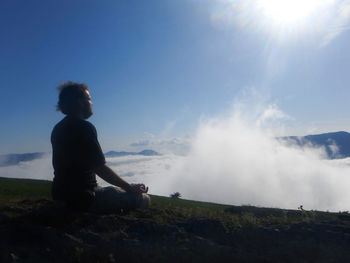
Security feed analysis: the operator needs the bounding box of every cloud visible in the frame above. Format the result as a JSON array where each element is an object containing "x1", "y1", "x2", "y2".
[
  {"x1": 130, "y1": 140, "x2": 150, "y2": 147},
  {"x1": 129, "y1": 136, "x2": 191, "y2": 155},
  {"x1": 100, "y1": 154, "x2": 182, "y2": 188},
  {"x1": 326, "y1": 139, "x2": 342, "y2": 159},
  {"x1": 321, "y1": 0, "x2": 350, "y2": 46},
  {"x1": 147, "y1": 101, "x2": 350, "y2": 212},
  {"x1": 0, "y1": 153, "x2": 53, "y2": 181},
  {"x1": 256, "y1": 104, "x2": 290, "y2": 127},
  {"x1": 129, "y1": 137, "x2": 190, "y2": 148}
]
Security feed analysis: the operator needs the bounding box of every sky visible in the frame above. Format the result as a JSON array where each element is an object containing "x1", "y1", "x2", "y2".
[{"x1": 1, "y1": 0, "x2": 350, "y2": 155}]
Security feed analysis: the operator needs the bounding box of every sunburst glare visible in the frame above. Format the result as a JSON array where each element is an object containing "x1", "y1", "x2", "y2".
[
  {"x1": 211, "y1": 0, "x2": 341, "y2": 41},
  {"x1": 258, "y1": 0, "x2": 331, "y2": 25}
]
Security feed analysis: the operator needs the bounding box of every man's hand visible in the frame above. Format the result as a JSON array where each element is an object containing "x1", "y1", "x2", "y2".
[
  {"x1": 127, "y1": 183, "x2": 149, "y2": 194},
  {"x1": 94, "y1": 164, "x2": 149, "y2": 194}
]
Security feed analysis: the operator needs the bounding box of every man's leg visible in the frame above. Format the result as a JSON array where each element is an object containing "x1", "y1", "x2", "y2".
[{"x1": 89, "y1": 186, "x2": 151, "y2": 214}]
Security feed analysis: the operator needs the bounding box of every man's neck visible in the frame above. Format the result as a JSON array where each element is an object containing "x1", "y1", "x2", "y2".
[{"x1": 67, "y1": 113, "x2": 84, "y2": 120}]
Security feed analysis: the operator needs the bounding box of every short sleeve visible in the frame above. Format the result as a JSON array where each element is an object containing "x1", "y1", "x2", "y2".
[{"x1": 82, "y1": 122, "x2": 106, "y2": 169}]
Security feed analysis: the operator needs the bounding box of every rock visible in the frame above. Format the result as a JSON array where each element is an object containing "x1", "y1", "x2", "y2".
[{"x1": 1, "y1": 199, "x2": 350, "y2": 262}]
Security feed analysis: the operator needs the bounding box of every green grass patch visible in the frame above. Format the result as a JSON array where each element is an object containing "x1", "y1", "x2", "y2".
[
  {"x1": 0, "y1": 177, "x2": 339, "y2": 226},
  {"x1": 0, "y1": 177, "x2": 51, "y2": 204},
  {"x1": 151, "y1": 194, "x2": 230, "y2": 210}
]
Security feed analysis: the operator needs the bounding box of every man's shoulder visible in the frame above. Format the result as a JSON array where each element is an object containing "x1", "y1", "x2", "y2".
[
  {"x1": 80, "y1": 119, "x2": 97, "y2": 133},
  {"x1": 54, "y1": 116, "x2": 95, "y2": 128},
  {"x1": 52, "y1": 117, "x2": 68, "y2": 134},
  {"x1": 52, "y1": 117, "x2": 97, "y2": 137}
]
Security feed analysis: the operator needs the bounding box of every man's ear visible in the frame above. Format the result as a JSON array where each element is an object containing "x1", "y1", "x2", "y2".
[
  {"x1": 74, "y1": 97, "x2": 84, "y2": 115},
  {"x1": 77, "y1": 97, "x2": 85, "y2": 107}
]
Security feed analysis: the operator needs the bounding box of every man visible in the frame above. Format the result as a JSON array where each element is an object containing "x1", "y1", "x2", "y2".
[{"x1": 51, "y1": 82, "x2": 150, "y2": 213}]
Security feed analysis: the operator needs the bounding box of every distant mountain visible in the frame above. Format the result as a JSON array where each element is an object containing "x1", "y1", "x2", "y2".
[
  {"x1": 0, "y1": 152, "x2": 45, "y2": 167},
  {"x1": 2, "y1": 131, "x2": 349, "y2": 167},
  {"x1": 280, "y1": 131, "x2": 350, "y2": 159},
  {"x1": 104, "y1": 149, "x2": 161, "y2": 158}
]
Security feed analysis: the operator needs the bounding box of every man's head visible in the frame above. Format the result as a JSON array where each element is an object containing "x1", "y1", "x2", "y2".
[{"x1": 56, "y1": 82, "x2": 93, "y2": 119}]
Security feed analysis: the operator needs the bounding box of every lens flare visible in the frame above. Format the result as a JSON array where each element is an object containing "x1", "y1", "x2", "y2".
[{"x1": 257, "y1": 0, "x2": 332, "y2": 24}]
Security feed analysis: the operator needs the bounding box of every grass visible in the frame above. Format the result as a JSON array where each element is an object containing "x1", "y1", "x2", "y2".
[
  {"x1": 148, "y1": 194, "x2": 339, "y2": 226},
  {"x1": 1, "y1": 177, "x2": 349, "y2": 263},
  {"x1": 0, "y1": 176, "x2": 340, "y2": 226},
  {"x1": 0, "y1": 176, "x2": 230, "y2": 209},
  {"x1": 0, "y1": 177, "x2": 51, "y2": 204}
]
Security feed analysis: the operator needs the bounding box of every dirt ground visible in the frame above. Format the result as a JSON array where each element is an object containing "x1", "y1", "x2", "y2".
[{"x1": 1, "y1": 199, "x2": 350, "y2": 263}]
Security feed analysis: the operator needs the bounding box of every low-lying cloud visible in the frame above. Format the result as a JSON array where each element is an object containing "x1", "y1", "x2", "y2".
[
  {"x1": 0, "y1": 153, "x2": 53, "y2": 181},
  {"x1": 103, "y1": 155, "x2": 178, "y2": 186},
  {"x1": 148, "y1": 106, "x2": 350, "y2": 212}
]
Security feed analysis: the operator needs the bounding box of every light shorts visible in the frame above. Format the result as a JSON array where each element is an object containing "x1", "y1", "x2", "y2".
[{"x1": 89, "y1": 186, "x2": 150, "y2": 214}]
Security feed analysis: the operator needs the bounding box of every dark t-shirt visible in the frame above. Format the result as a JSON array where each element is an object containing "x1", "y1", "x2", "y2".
[{"x1": 51, "y1": 116, "x2": 105, "y2": 203}]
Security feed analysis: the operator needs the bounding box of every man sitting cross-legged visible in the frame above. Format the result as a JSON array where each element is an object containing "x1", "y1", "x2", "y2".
[{"x1": 51, "y1": 81, "x2": 150, "y2": 213}]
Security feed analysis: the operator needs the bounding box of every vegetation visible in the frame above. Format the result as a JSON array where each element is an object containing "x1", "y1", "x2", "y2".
[
  {"x1": 1, "y1": 177, "x2": 350, "y2": 262},
  {"x1": 0, "y1": 177, "x2": 339, "y2": 225},
  {"x1": 170, "y1": 191, "x2": 181, "y2": 199},
  {"x1": 0, "y1": 177, "x2": 51, "y2": 204}
]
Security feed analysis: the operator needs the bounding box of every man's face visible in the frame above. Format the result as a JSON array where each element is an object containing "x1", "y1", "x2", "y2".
[{"x1": 80, "y1": 89, "x2": 93, "y2": 119}]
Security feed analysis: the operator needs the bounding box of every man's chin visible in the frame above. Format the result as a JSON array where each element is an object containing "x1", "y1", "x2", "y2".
[{"x1": 84, "y1": 112, "x2": 93, "y2": 119}]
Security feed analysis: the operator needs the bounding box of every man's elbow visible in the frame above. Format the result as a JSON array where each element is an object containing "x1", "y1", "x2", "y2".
[{"x1": 94, "y1": 163, "x2": 108, "y2": 176}]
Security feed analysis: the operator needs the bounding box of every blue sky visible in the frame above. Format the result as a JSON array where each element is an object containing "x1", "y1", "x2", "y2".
[{"x1": 1, "y1": 0, "x2": 350, "y2": 154}]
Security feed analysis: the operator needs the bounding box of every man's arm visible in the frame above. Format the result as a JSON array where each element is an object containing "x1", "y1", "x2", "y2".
[{"x1": 94, "y1": 164, "x2": 148, "y2": 194}]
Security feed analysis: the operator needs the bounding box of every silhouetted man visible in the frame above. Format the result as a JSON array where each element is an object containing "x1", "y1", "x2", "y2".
[{"x1": 51, "y1": 82, "x2": 150, "y2": 212}]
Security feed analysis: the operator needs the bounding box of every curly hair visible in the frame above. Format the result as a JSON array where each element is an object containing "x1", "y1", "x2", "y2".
[{"x1": 56, "y1": 81, "x2": 88, "y2": 115}]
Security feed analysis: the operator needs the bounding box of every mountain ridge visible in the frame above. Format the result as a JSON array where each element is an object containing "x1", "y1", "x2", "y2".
[
  {"x1": 1, "y1": 131, "x2": 350, "y2": 166},
  {"x1": 280, "y1": 131, "x2": 350, "y2": 159}
]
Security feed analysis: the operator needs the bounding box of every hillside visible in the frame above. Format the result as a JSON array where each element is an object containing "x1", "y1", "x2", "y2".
[
  {"x1": 1, "y1": 177, "x2": 350, "y2": 262},
  {"x1": 281, "y1": 131, "x2": 350, "y2": 159}
]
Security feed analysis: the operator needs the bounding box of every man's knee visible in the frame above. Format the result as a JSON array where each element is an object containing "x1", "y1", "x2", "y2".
[{"x1": 139, "y1": 194, "x2": 151, "y2": 208}]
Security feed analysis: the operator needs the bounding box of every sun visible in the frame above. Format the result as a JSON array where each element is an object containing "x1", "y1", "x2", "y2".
[
  {"x1": 212, "y1": 0, "x2": 337, "y2": 41},
  {"x1": 257, "y1": 0, "x2": 329, "y2": 25}
]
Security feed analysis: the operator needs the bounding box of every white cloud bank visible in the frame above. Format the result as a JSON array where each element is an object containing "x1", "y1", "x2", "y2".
[
  {"x1": 148, "y1": 109, "x2": 350, "y2": 211},
  {"x1": 0, "y1": 153, "x2": 53, "y2": 181},
  {"x1": 103, "y1": 101, "x2": 350, "y2": 212},
  {"x1": 321, "y1": 0, "x2": 350, "y2": 46}
]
